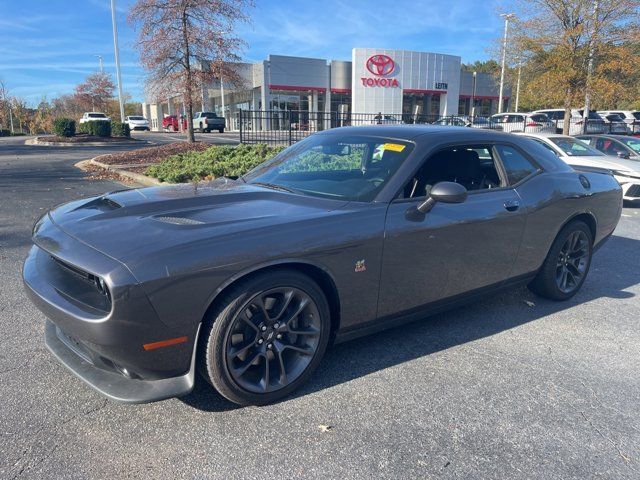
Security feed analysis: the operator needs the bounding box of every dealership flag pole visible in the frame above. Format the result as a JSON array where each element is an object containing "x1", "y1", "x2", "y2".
[
  {"x1": 498, "y1": 13, "x2": 515, "y2": 113},
  {"x1": 111, "y1": 0, "x2": 125, "y2": 122}
]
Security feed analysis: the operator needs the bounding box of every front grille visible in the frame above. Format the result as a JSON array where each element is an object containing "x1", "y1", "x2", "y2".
[
  {"x1": 626, "y1": 184, "x2": 640, "y2": 198},
  {"x1": 46, "y1": 255, "x2": 112, "y2": 314},
  {"x1": 50, "y1": 256, "x2": 94, "y2": 283}
]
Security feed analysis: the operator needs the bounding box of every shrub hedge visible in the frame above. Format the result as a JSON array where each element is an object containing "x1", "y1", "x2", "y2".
[
  {"x1": 53, "y1": 118, "x2": 76, "y2": 137},
  {"x1": 111, "y1": 121, "x2": 131, "y2": 138},
  {"x1": 147, "y1": 143, "x2": 285, "y2": 183},
  {"x1": 78, "y1": 120, "x2": 111, "y2": 137},
  {"x1": 0, "y1": 129, "x2": 10, "y2": 137}
]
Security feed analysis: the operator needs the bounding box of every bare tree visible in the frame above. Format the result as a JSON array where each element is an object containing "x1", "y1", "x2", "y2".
[
  {"x1": 74, "y1": 72, "x2": 116, "y2": 113},
  {"x1": 509, "y1": 0, "x2": 640, "y2": 134},
  {"x1": 129, "y1": 0, "x2": 253, "y2": 142}
]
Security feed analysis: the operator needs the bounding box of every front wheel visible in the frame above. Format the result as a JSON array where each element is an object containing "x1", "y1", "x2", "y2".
[
  {"x1": 528, "y1": 220, "x2": 593, "y2": 300},
  {"x1": 198, "y1": 270, "x2": 331, "y2": 405}
]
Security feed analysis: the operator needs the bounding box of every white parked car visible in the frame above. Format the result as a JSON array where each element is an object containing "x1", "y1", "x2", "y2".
[
  {"x1": 490, "y1": 112, "x2": 554, "y2": 133},
  {"x1": 125, "y1": 115, "x2": 150, "y2": 131},
  {"x1": 79, "y1": 112, "x2": 111, "y2": 124},
  {"x1": 518, "y1": 132, "x2": 640, "y2": 203},
  {"x1": 596, "y1": 113, "x2": 630, "y2": 135},
  {"x1": 597, "y1": 110, "x2": 640, "y2": 134},
  {"x1": 532, "y1": 109, "x2": 606, "y2": 135}
]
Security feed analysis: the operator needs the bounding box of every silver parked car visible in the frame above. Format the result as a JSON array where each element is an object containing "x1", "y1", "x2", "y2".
[
  {"x1": 518, "y1": 133, "x2": 640, "y2": 203},
  {"x1": 576, "y1": 134, "x2": 640, "y2": 161},
  {"x1": 490, "y1": 113, "x2": 554, "y2": 133}
]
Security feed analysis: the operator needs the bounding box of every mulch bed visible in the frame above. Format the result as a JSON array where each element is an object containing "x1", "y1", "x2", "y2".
[
  {"x1": 96, "y1": 141, "x2": 209, "y2": 165},
  {"x1": 39, "y1": 134, "x2": 136, "y2": 143},
  {"x1": 81, "y1": 162, "x2": 139, "y2": 185}
]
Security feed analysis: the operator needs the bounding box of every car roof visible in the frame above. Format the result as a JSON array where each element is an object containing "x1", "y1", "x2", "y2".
[{"x1": 317, "y1": 125, "x2": 523, "y2": 142}]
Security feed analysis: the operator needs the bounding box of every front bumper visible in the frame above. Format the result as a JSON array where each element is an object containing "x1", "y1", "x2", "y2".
[
  {"x1": 23, "y1": 213, "x2": 200, "y2": 402},
  {"x1": 44, "y1": 320, "x2": 198, "y2": 403},
  {"x1": 616, "y1": 177, "x2": 640, "y2": 201}
]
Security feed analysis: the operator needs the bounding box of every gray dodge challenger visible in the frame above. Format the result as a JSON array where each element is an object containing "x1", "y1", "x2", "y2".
[{"x1": 23, "y1": 126, "x2": 622, "y2": 406}]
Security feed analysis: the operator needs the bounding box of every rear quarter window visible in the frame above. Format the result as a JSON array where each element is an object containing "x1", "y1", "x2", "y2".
[{"x1": 495, "y1": 145, "x2": 540, "y2": 185}]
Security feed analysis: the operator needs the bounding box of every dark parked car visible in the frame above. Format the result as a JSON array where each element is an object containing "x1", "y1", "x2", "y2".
[{"x1": 23, "y1": 126, "x2": 622, "y2": 406}]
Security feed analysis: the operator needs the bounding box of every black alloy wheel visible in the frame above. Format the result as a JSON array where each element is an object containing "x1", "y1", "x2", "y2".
[
  {"x1": 199, "y1": 270, "x2": 330, "y2": 406},
  {"x1": 225, "y1": 287, "x2": 321, "y2": 394},
  {"x1": 529, "y1": 220, "x2": 593, "y2": 300},
  {"x1": 555, "y1": 230, "x2": 590, "y2": 294}
]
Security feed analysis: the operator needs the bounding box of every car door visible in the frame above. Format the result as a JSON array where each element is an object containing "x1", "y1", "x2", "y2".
[{"x1": 377, "y1": 143, "x2": 527, "y2": 318}]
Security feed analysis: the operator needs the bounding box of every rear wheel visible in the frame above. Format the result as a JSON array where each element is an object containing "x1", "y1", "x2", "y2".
[
  {"x1": 218, "y1": 128, "x2": 224, "y2": 133},
  {"x1": 198, "y1": 270, "x2": 331, "y2": 405},
  {"x1": 529, "y1": 220, "x2": 593, "y2": 300}
]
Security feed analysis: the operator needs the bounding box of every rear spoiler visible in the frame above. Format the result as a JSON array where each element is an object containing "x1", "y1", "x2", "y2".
[{"x1": 571, "y1": 165, "x2": 614, "y2": 176}]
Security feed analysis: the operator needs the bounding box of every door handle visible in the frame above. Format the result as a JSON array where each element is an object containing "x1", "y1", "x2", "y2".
[{"x1": 504, "y1": 200, "x2": 520, "y2": 212}]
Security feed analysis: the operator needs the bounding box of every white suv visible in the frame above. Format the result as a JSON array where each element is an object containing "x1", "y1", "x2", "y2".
[
  {"x1": 532, "y1": 109, "x2": 606, "y2": 135},
  {"x1": 489, "y1": 113, "x2": 554, "y2": 133},
  {"x1": 597, "y1": 110, "x2": 640, "y2": 134},
  {"x1": 79, "y1": 112, "x2": 111, "y2": 124}
]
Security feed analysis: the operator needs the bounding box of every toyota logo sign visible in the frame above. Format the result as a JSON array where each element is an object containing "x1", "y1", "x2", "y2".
[{"x1": 366, "y1": 54, "x2": 395, "y2": 76}]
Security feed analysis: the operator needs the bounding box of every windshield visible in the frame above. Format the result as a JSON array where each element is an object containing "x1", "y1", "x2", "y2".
[
  {"x1": 88, "y1": 113, "x2": 107, "y2": 118},
  {"x1": 202, "y1": 112, "x2": 219, "y2": 118},
  {"x1": 549, "y1": 137, "x2": 603, "y2": 157},
  {"x1": 243, "y1": 135, "x2": 414, "y2": 201},
  {"x1": 616, "y1": 137, "x2": 640, "y2": 154},
  {"x1": 128, "y1": 116, "x2": 144, "y2": 120}
]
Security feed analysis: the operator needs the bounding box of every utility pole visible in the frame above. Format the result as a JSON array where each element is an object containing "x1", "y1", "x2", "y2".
[
  {"x1": 95, "y1": 55, "x2": 104, "y2": 73},
  {"x1": 514, "y1": 58, "x2": 522, "y2": 113},
  {"x1": 110, "y1": 0, "x2": 125, "y2": 122},
  {"x1": 583, "y1": 0, "x2": 599, "y2": 134},
  {"x1": 498, "y1": 13, "x2": 515, "y2": 113}
]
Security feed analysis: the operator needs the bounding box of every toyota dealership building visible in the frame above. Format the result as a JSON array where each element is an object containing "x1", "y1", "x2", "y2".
[{"x1": 144, "y1": 48, "x2": 510, "y2": 131}]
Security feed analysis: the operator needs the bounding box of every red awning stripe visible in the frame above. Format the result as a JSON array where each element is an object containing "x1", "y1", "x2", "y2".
[{"x1": 269, "y1": 84, "x2": 327, "y2": 92}]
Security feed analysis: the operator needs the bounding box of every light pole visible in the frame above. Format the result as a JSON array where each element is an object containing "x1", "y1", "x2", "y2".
[
  {"x1": 471, "y1": 71, "x2": 477, "y2": 118},
  {"x1": 514, "y1": 58, "x2": 522, "y2": 112},
  {"x1": 498, "y1": 13, "x2": 515, "y2": 113},
  {"x1": 94, "y1": 55, "x2": 104, "y2": 73},
  {"x1": 583, "y1": 0, "x2": 599, "y2": 133},
  {"x1": 110, "y1": 0, "x2": 125, "y2": 122}
]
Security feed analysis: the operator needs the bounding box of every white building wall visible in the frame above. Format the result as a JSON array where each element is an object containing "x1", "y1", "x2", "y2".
[{"x1": 352, "y1": 48, "x2": 462, "y2": 115}]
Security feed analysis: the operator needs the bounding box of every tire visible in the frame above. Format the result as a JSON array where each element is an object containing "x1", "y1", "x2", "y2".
[
  {"x1": 528, "y1": 220, "x2": 593, "y2": 300},
  {"x1": 198, "y1": 270, "x2": 331, "y2": 406},
  {"x1": 199, "y1": 122, "x2": 204, "y2": 133},
  {"x1": 218, "y1": 128, "x2": 224, "y2": 133}
]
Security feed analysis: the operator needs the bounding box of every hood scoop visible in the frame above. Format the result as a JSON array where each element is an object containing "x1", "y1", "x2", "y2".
[
  {"x1": 75, "y1": 196, "x2": 122, "y2": 213},
  {"x1": 153, "y1": 215, "x2": 205, "y2": 226}
]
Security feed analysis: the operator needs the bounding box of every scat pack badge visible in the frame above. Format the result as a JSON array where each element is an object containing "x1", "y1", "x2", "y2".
[{"x1": 354, "y1": 259, "x2": 366, "y2": 273}]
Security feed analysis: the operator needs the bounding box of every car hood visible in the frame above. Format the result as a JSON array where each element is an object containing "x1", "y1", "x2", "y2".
[
  {"x1": 46, "y1": 180, "x2": 349, "y2": 265},
  {"x1": 562, "y1": 155, "x2": 640, "y2": 174}
]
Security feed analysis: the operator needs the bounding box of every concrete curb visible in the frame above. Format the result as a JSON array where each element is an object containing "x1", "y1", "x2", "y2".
[
  {"x1": 87, "y1": 157, "x2": 165, "y2": 186},
  {"x1": 26, "y1": 137, "x2": 151, "y2": 147}
]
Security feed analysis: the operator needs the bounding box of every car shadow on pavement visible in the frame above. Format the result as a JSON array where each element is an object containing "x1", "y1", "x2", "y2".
[{"x1": 181, "y1": 234, "x2": 638, "y2": 412}]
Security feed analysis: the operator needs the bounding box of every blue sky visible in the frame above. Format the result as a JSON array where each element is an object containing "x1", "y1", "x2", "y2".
[{"x1": 0, "y1": 0, "x2": 510, "y2": 105}]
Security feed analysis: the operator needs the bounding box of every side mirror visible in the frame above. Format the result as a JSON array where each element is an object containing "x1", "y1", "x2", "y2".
[
  {"x1": 617, "y1": 151, "x2": 630, "y2": 159},
  {"x1": 417, "y1": 181, "x2": 468, "y2": 213}
]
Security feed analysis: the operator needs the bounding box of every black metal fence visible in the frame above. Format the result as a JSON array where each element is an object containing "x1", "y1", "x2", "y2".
[{"x1": 235, "y1": 109, "x2": 635, "y2": 146}]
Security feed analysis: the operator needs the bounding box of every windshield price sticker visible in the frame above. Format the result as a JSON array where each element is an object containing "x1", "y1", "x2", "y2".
[{"x1": 381, "y1": 143, "x2": 406, "y2": 152}]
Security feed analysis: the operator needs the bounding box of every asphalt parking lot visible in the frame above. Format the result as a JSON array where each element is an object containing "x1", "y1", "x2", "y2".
[{"x1": 1, "y1": 135, "x2": 639, "y2": 479}]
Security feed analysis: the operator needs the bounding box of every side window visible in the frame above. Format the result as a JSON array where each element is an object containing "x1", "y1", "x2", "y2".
[
  {"x1": 400, "y1": 145, "x2": 504, "y2": 199},
  {"x1": 495, "y1": 145, "x2": 539, "y2": 185},
  {"x1": 530, "y1": 138, "x2": 560, "y2": 156}
]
